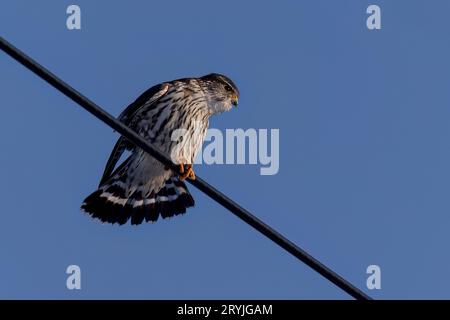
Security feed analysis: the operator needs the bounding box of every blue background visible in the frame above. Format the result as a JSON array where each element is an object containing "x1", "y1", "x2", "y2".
[{"x1": 1, "y1": 0, "x2": 449, "y2": 299}]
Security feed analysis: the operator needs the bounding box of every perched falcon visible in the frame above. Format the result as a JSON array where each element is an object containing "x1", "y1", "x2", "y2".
[{"x1": 81, "y1": 73, "x2": 239, "y2": 225}]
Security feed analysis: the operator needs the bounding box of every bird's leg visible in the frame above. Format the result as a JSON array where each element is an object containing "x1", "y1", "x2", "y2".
[
  {"x1": 178, "y1": 164, "x2": 196, "y2": 181},
  {"x1": 187, "y1": 164, "x2": 196, "y2": 180}
]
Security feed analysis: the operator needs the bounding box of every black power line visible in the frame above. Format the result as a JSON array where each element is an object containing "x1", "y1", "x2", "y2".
[{"x1": 0, "y1": 36, "x2": 372, "y2": 300}]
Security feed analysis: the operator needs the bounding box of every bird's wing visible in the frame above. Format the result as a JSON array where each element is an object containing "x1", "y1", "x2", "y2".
[
  {"x1": 98, "y1": 136, "x2": 128, "y2": 187},
  {"x1": 118, "y1": 83, "x2": 170, "y2": 123},
  {"x1": 99, "y1": 83, "x2": 170, "y2": 187}
]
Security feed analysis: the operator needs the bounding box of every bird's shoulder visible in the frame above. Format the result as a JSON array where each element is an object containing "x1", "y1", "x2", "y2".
[
  {"x1": 118, "y1": 78, "x2": 203, "y2": 123},
  {"x1": 118, "y1": 82, "x2": 170, "y2": 124}
]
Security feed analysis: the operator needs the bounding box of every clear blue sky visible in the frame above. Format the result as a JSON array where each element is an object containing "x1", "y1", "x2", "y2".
[{"x1": 1, "y1": 0, "x2": 450, "y2": 299}]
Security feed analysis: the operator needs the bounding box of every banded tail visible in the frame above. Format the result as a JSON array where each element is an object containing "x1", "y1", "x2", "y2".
[{"x1": 81, "y1": 176, "x2": 195, "y2": 225}]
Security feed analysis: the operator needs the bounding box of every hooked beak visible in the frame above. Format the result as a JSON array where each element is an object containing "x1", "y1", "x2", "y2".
[{"x1": 231, "y1": 94, "x2": 238, "y2": 107}]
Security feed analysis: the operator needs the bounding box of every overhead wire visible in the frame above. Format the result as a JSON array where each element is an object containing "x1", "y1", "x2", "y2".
[{"x1": 0, "y1": 36, "x2": 372, "y2": 300}]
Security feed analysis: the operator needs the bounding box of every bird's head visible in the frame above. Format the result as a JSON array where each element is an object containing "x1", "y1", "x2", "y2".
[{"x1": 199, "y1": 73, "x2": 240, "y2": 114}]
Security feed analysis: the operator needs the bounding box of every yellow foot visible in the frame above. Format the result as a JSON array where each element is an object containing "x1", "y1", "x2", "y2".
[{"x1": 178, "y1": 164, "x2": 196, "y2": 181}]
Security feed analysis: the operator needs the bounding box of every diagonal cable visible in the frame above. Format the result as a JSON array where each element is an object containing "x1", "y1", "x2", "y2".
[{"x1": 0, "y1": 36, "x2": 372, "y2": 300}]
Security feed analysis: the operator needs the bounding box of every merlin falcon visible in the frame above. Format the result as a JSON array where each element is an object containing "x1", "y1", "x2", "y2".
[{"x1": 81, "y1": 73, "x2": 240, "y2": 225}]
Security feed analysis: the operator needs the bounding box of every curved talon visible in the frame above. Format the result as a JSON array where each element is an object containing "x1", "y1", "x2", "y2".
[
  {"x1": 178, "y1": 164, "x2": 196, "y2": 181},
  {"x1": 187, "y1": 167, "x2": 196, "y2": 180}
]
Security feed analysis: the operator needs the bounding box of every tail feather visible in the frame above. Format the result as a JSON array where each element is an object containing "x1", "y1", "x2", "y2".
[{"x1": 81, "y1": 176, "x2": 195, "y2": 225}]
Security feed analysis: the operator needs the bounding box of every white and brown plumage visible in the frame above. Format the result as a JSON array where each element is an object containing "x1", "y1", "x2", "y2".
[{"x1": 81, "y1": 74, "x2": 239, "y2": 225}]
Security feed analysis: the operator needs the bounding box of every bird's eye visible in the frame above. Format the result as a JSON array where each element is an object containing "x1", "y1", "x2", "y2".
[{"x1": 224, "y1": 85, "x2": 233, "y2": 92}]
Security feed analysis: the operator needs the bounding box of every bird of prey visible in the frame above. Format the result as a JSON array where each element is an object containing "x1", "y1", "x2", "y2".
[{"x1": 81, "y1": 73, "x2": 239, "y2": 225}]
